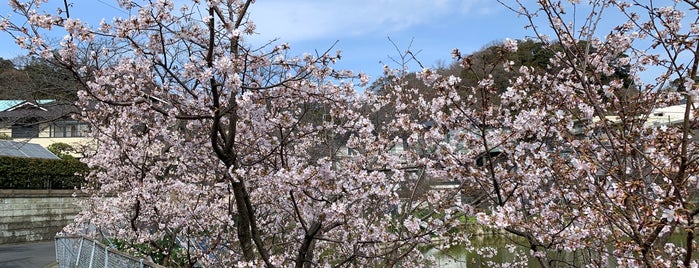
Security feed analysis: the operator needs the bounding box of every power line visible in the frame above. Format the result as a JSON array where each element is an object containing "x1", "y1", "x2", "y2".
[{"x1": 94, "y1": 0, "x2": 130, "y2": 16}]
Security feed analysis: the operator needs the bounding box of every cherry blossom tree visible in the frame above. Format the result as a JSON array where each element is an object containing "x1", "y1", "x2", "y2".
[
  {"x1": 6, "y1": 0, "x2": 699, "y2": 267},
  {"x1": 0, "y1": 0, "x2": 465, "y2": 267},
  {"x1": 378, "y1": 0, "x2": 699, "y2": 266}
]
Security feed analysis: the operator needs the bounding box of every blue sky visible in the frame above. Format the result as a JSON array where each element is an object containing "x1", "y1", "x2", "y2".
[
  {"x1": 247, "y1": 0, "x2": 533, "y2": 79},
  {"x1": 0, "y1": 0, "x2": 537, "y2": 81}
]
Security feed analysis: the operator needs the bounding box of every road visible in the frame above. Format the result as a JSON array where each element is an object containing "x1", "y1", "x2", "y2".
[{"x1": 0, "y1": 240, "x2": 56, "y2": 268}]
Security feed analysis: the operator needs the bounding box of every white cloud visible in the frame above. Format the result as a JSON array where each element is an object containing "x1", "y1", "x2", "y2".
[{"x1": 247, "y1": 0, "x2": 488, "y2": 43}]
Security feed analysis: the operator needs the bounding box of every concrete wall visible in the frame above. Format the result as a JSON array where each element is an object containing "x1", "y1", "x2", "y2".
[{"x1": 0, "y1": 190, "x2": 84, "y2": 244}]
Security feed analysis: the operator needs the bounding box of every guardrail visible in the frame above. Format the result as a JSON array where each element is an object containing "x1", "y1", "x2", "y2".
[{"x1": 55, "y1": 236, "x2": 165, "y2": 268}]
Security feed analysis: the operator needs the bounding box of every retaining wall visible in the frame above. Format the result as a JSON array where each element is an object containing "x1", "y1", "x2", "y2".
[{"x1": 0, "y1": 189, "x2": 84, "y2": 244}]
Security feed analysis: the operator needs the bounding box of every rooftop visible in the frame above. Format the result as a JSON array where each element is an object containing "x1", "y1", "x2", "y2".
[
  {"x1": 0, "y1": 100, "x2": 55, "y2": 112},
  {"x1": 0, "y1": 140, "x2": 59, "y2": 159}
]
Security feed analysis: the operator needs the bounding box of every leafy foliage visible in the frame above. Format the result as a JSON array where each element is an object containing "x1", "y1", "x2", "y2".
[
  {"x1": 47, "y1": 142, "x2": 77, "y2": 160},
  {"x1": 0, "y1": 155, "x2": 86, "y2": 189},
  {"x1": 0, "y1": 56, "x2": 80, "y2": 101}
]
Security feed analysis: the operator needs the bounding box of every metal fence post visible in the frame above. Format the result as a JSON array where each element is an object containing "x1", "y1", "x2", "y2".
[
  {"x1": 88, "y1": 240, "x2": 96, "y2": 268},
  {"x1": 75, "y1": 237, "x2": 84, "y2": 267},
  {"x1": 104, "y1": 246, "x2": 109, "y2": 268}
]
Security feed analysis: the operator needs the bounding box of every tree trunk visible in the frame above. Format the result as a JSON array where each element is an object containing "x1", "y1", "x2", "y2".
[
  {"x1": 295, "y1": 221, "x2": 321, "y2": 268},
  {"x1": 232, "y1": 181, "x2": 255, "y2": 261}
]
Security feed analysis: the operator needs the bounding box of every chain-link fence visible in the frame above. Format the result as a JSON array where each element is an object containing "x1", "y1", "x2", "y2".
[{"x1": 55, "y1": 236, "x2": 165, "y2": 268}]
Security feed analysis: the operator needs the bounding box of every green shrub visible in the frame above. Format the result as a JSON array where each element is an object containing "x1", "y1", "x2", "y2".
[
  {"x1": 47, "y1": 142, "x2": 77, "y2": 160},
  {"x1": 0, "y1": 156, "x2": 87, "y2": 189}
]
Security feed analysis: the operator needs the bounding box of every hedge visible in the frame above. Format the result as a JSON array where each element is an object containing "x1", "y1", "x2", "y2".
[{"x1": 0, "y1": 156, "x2": 88, "y2": 189}]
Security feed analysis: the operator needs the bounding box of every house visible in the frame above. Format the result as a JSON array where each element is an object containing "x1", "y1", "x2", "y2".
[
  {"x1": 645, "y1": 103, "x2": 691, "y2": 127},
  {"x1": 0, "y1": 100, "x2": 91, "y2": 156}
]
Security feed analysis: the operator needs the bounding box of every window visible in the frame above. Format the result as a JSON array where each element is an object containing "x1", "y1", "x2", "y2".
[
  {"x1": 50, "y1": 121, "x2": 89, "y2": 138},
  {"x1": 12, "y1": 125, "x2": 40, "y2": 138}
]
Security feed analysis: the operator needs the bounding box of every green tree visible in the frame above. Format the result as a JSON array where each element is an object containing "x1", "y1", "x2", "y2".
[
  {"x1": 0, "y1": 56, "x2": 82, "y2": 101},
  {"x1": 47, "y1": 142, "x2": 76, "y2": 160}
]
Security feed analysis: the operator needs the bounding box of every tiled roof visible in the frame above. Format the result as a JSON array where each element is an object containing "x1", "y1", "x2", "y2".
[{"x1": 0, "y1": 140, "x2": 59, "y2": 159}]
